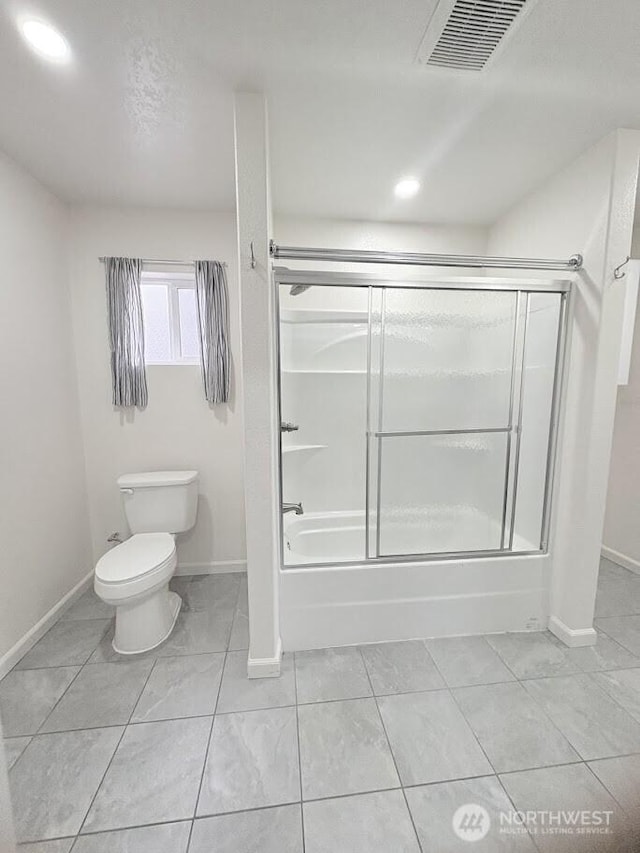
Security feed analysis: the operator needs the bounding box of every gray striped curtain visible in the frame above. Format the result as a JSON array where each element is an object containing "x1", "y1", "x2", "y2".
[
  {"x1": 194, "y1": 260, "x2": 230, "y2": 404},
  {"x1": 104, "y1": 257, "x2": 148, "y2": 408}
]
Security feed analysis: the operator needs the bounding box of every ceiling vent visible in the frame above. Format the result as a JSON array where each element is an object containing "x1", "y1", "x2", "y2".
[{"x1": 417, "y1": 0, "x2": 531, "y2": 72}]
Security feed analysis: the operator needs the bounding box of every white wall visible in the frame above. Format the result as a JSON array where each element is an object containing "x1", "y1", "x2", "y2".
[
  {"x1": 274, "y1": 216, "x2": 488, "y2": 267},
  {"x1": 604, "y1": 225, "x2": 640, "y2": 568},
  {"x1": 0, "y1": 150, "x2": 91, "y2": 664},
  {"x1": 489, "y1": 130, "x2": 640, "y2": 643},
  {"x1": 68, "y1": 206, "x2": 246, "y2": 572}
]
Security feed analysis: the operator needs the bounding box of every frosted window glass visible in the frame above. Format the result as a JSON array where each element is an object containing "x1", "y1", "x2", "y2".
[
  {"x1": 141, "y1": 284, "x2": 171, "y2": 362},
  {"x1": 178, "y1": 288, "x2": 200, "y2": 359}
]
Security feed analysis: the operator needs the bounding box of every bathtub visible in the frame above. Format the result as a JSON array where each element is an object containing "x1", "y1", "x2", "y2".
[{"x1": 283, "y1": 507, "x2": 533, "y2": 566}]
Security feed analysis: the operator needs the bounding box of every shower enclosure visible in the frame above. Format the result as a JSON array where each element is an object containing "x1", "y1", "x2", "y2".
[{"x1": 276, "y1": 269, "x2": 569, "y2": 569}]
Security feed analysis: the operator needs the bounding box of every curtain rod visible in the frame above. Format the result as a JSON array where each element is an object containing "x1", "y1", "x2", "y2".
[
  {"x1": 98, "y1": 257, "x2": 227, "y2": 267},
  {"x1": 99, "y1": 256, "x2": 194, "y2": 266},
  {"x1": 269, "y1": 241, "x2": 583, "y2": 272}
]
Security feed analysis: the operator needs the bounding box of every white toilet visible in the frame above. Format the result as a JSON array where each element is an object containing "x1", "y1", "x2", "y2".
[{"x1": 94, "y1": 470, "x2": 199, "y2": 655}]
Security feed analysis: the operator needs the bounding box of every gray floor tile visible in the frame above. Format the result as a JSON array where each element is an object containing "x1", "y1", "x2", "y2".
[
  {"x1": 596, "y1": 615, "x2": 640, "y2": 655},
  {"x1": 499, "y1": 763, "x2": 629, "y2": 852},
  {"x1": 588, "y1": 755, "x2": 640, "y2": 818},
  {"x1": 595, "y1": 575, "x2": 640, "y2": 618},
  {"x1": 563, "y1": 631, "x2": 640, "y2": 672},
  {"x1": 0, "y1": 667, "x2": 79, "y2": 736},
  {"x1": 298, "y1": 697, "x2": 399, "y2": 799},
  {"x1": 217, "y1": 651, "x2": 295, "y2": 713},
  {"x1": 131, "y1": 654, "x2": 224, "y2": 722},
  {"x1": 18, "y1": 841, "x2": 75, "y2": 853},
  {"x1": 591, "y1": 667, "x2": 640, "y2": 723},
  {"x1": 228, "y1": 577, "x2": 249, "y2": 651},
  {"x1": 378, "y1": 689, "x2": 492, "y2": 785},
  {"x1": 360, "y1": 640, "x2": 445, "y2": 695},
  {"x1": 83, "y1": 716, "x2": 211, "y2": 832},
  {"x1": 599, "y1": 558, "x2": 637, "y2": 583},
  {"x1": 454, "y1": 682, "x2": 579, "y2": 772},
  {"x1": 40, "y1": 661, "x2": 153, "y2": 732},
  {"x1": 522, "y1": 674, "x2": 640, "y2": 760},
  {"x1": 10, "y1": 727, "x2": 123, "y2": 842},
  {"x1": 406, "y1": 775, "x2": 537, "y2": 852},
  {"x1": 16, "y1": 620, "x2": 112, "y2": 670},
  {"x1": 72, "y1": 821, "x2": 191, "y2": 852},
  {"x1": 4, "y1": 735, "x2": 31, "y2": 769},
  {"x1": 426, "y1": 636, "x2": 517, "y2": 687},
  {"x1": 157, "y1": 610, "x2": 233, "y2": 656},
  {"x1": 485, "y1": 632, "x2": 578, "y2": 679},
  {"x1": 304, "y1": 789, "x2": 420, "y2": 853},
  {"x1": 170, "y1": 572, "x2": 240, "y2": 613},
  {"x1": 295, "y1": 647, "x2": 372, "y2": 703},
  {"x1": 198, "y1": 706, "x2": 299, "y2": 815},
  {"x1": 62, "y1": 589, "x2": 114, "y2": 622},
  {"x1": 190, "y1": 804, "x2": 303, "y2": 853}
]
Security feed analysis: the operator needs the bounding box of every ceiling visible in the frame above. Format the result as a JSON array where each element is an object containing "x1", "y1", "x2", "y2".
[{"x1": 1, "y1": 0, "x2": 640, "y2": 224}]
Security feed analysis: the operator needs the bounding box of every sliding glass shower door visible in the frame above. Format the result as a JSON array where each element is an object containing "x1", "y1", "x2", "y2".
[{"x1": 277, "y1": 273, "x2": 567, "y2": 567}]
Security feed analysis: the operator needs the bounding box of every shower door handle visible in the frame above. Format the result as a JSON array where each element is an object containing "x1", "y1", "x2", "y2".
[{"x1": 281, "y1": 422, "x2": 299, "y2": 432}]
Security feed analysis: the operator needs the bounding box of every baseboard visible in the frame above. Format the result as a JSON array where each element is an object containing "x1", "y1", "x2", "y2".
[
  {"x1": 601, "y1": 545, "x2": 640, "y2": 576},
  {"x1": 0, "y1": 570, "x2": 94, "y2": 680},
  {"x1": 247, "y1": 638, "x2": 282, "y2": 679},
  {"x1": 548, "y1": 615, "x2": 597, "y2": 648},
  {"x1": 175, "y1": 560, "x2": 247, "y2": 577}
]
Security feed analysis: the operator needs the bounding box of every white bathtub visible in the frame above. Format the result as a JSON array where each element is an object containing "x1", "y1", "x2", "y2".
[{"x1": 283, "y1": 508, "x2": 534, "y2": 566}]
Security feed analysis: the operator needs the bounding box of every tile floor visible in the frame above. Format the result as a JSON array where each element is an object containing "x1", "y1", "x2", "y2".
[{"x1": 3, "y1": 561, "x2": 640, "y2": 851}]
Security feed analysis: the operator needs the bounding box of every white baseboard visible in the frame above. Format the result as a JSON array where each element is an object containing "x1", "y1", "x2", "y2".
[
  {"x1": 0, "y1": 570, "x2": 94, "y2": 680},
  {"x1": 247, "y1": 638, "x2": 282, "y2": 679},
  {"x1": 548, "y1": 615, "x2": 597, "y2": 648},
  {"x1": 175, "y1": 560, "x2": 247, "y2": 577},
  {"x1": 601, "y1": 545, "x2": 640, "y2": 576}
]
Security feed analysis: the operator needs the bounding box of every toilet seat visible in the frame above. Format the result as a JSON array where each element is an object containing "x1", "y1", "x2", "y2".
[
  {"x1": 96, "y1": 533, "x2": 176, "y2": 584},
  {"x1": 95, "y1": 533, "x2": 177, "y2": 606}
]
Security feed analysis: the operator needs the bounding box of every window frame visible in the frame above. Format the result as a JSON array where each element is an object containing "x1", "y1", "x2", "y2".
[{"x1": 140, "y1": 270, "x2": 200, "y2": 366}]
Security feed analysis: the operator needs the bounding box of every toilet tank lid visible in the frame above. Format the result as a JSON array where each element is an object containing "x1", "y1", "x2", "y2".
[{"x1": 117, "y1": 470, "x2": 198, "y2": 489}]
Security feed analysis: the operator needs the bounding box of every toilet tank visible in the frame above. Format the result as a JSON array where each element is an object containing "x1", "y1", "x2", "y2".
[{"x1": 117, "y1": 471, "x2": 199, "y2": 534}]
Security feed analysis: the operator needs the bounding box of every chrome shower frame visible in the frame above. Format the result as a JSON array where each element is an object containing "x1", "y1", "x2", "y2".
[{"x1": 274, "y1": 266, "x2": 572, "y2": 570}]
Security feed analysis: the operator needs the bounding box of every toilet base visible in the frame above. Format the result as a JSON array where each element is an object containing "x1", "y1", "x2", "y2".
[{"x1": 113, "y1": 587, "x2": 182, "y2": 655}]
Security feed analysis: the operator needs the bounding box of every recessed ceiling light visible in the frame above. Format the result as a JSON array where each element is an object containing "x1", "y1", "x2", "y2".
[
  {"x1": 394, "y1": 177, "x2": 420, "y2": 199},
  {"x1": 20, "y1": 19, "x2": 70, "y2": 62}
]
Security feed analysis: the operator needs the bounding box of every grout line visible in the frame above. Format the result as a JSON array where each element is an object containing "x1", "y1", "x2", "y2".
[
  {"x1": 31, "y1": 665, "x2": 86, "y2": 737},
  {"x1": 357, "y1": 646, "x2": 425, "y2": 853},
  {"x1": 75, "y1": 652, "x2": 160, "y2": 837},
  {"x1": 292, "y1": 652, "x2": 306, "y2": 853},
  {"x1": 186, "y1": 639, "x2": 228, "y2": 850}
]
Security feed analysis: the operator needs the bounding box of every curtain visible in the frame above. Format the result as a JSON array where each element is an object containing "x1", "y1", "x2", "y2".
[
  {"x1": 194, "y1": 260, "x2": 230, "y2": 404},
  {"x1": 104, "y1": 257, "x2": 148, "y2": 408}
]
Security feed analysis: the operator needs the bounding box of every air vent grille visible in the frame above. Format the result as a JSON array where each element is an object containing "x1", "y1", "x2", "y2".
[{"x1": 421, "y1": 0, "x2": 529, "y2": 71}]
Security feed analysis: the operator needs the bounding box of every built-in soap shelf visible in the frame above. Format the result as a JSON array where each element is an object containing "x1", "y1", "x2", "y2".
[
  {"x1": 280, "y1": 309, "x2": 368, "y2": 324},
  {"x1": 282, "y1": 444, "x2": 328, "y2": 456},
  {"x1": 282, "y1": 368, "x2": 366, "y2": 375}
]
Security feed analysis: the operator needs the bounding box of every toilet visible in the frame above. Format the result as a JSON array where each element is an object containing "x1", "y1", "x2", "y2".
[{"x1": 94, "y1": 470, "x2": 199, "y2": 655}]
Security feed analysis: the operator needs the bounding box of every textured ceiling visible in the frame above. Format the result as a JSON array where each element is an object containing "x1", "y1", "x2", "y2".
[{"x1": 1, "y1": 0, "x2": 640, "y2": 223}]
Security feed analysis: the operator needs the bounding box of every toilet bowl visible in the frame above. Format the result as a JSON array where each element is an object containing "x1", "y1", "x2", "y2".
[
  {"x1": 94, "y1": 470, "x2": 198, "y2": 655},
  {"x1": 95, "y1": 533, "x2": 181, "y2": 655}
]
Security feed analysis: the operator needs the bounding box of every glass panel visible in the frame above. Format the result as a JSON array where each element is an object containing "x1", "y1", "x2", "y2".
[
  {"x1": 511, "y1": 292, "x2": 563, "y2": 550},
  {"x1": 379, "y1": 288, "x2": 517, "y2": 432},
  {"x1": 279, "y1": 284, "x2": 369, "y2": 566},
  {"x1": 178, "y1": 288, "x2": 200, "y2": 359},
  {"x1": 377, "y1": 432, "x2": 509, "y2": 556},
  {"x1": 141, "y1": 284, "x2": 171, "y2": 363}
]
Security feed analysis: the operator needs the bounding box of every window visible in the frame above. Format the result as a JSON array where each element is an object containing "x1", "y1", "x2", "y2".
[{"x1": 140, "y1": 271, "x2": 200, "y2": 365}]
